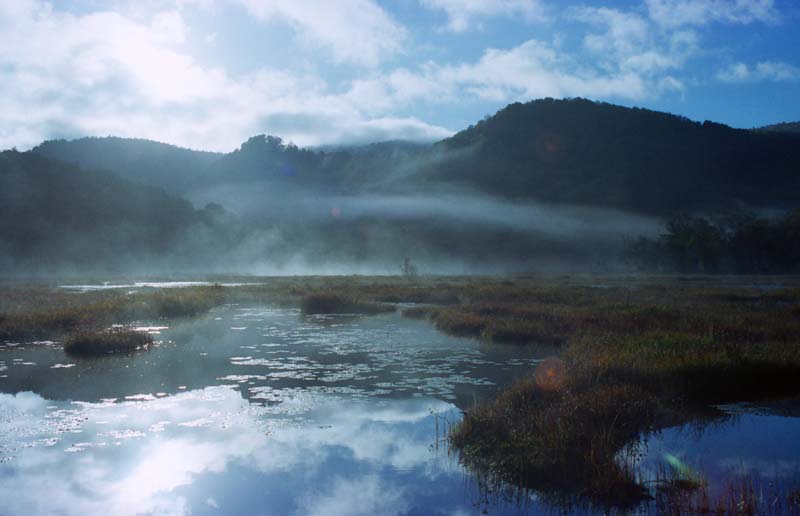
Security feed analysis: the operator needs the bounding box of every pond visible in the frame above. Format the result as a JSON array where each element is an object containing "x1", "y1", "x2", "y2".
[
  {"x1": 2, "y1": 305, "x2": 800, "y2": 515},
  {"x1": 1, "y1": 306, "x2": 548, "y2": 515}
]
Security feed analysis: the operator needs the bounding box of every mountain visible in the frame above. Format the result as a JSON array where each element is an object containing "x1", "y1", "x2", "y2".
[
  {"x1": 196, "y1": 135, "x2": 431, "y2": 194},
  {"x1": 14, "y1": 98, "x2": 800, "y2": 274},
  {"x1": 417, "y1": 98, "x2": 800, "y2": 215},
  {"x1": 757, "y1": 121, "x2": 800, "y2": 134},
  {"x1": 32, "y1": 137, "x2": 223, "y2": 195},
  {"x1": 31, "y1": 135, "x2": 429, "y2": 200},
  {"x1": 32, "y1": 100, "x2": 800, "y2": 218},
  {"x1": 0, "y1": 150, "x2": 235, "y2": 273}
]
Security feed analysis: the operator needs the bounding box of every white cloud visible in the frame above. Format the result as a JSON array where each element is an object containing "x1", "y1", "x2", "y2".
[
  {"x1": 235, "y1": 0, "x2": 406, "y2": 67},
  {"x1": 716, "y1": 62, "x2": 751, "y2": 82},
  {"x1": 572, "y1": 7, "x2": 650, "y2": 59},
  {"x1": 298, "y1": 477, "x2": 408, "y2": 516},
  {"x1": 419, "y1": 0, "x2": 547, "y2": 32},
  {"x1": 344, "y1": 39, "x2": 659, "y2": 108},
  {"x1": 716, "y1": 61, "x2": 800, "y2": 83},
  {"x1": 150, "y1": 10, "x2": 189, "y2": 44},
  {"x1": 440, "y1": 40, "x2": 650, "y2": 100},
  {"x1": 0, "y1": 388, "x2": 457, "y2": 516},
  {"x1": 0, "y1": 1, "x2": 446, "y2": 151},
  {"x1": 0, "y1": 0, "x2": 784, "y2": 152},
  {"x1": 645, "y1": 0, "x2": 780, "y2": 27},
  {"x1": 570, "y1": 6, "x2": 698, "y2": 81},
  {"x1": 380, "y1": 4, "x2": 697, "y2": 105}
]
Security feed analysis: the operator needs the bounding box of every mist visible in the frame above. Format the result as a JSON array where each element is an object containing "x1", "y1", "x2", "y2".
[
  {"x1": 4, "y1": 97, "x2": 800, "y2": 277},
  {"x1": 181, "y1": 178, "x2": 661, "y2": 275}
]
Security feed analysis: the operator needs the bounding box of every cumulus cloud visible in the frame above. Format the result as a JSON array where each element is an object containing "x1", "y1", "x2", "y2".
[
  {"x1": 235, "y1": 0, "x2": 406, "y2": 67},
  {"x1": 645, "y1": 0, "x2": 780, "y2": 27},
  {"x1": 340, "y1": 32, "x2": 688, "y2": 111},
  {"x1": 566, "y1": 6, "x2": 696, "y2": 94},
  {"x1": 298, "y1": 476, "x2": 408, "y2": 516},
  {"x1": 341, "y1": 3, "x2": 703, "y2": 112},
  {"x1": 0, "y1": 0, "x2": 789, "y2": 152},
  {"x1": 418, "y1": 0, "x2": 547, "y2": 32},
  {"x1": 0, "y1": 0, "x2": 446, "y2": 151},
  {"x1": 439, "y1": 40, "x2": 650, "y2": 100},
  {"x1": 716, "y1": 61, "x2": 800, "y2": 83}
]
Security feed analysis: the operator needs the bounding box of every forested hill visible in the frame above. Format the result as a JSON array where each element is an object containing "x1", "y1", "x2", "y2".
[
  {"x1": 421, "y1": 98, "x2": 800, "y2": 215},
  {"x1": 32, "y1": 137, "x2": 223, "y2": 195},
  {"x1": 757, "y1": 121, "x2": 800, "y2": 134},
  {"x1": 0, "y1": 150, "x2": 231, "y2": 273},
  {"x1": 27, "y1": 99, "x2": 800, "y2": 217}
]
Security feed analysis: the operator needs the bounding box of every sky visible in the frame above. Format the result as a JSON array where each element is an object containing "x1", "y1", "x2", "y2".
[{"x1": 1, "y1": 0, "x2": 798, "y2": 152}]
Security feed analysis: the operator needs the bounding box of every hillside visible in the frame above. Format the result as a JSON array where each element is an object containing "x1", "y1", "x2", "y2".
[
  {"x1": 420, "y1": 98, "x2": 800, "y2": 214},
  {"x1": 757, "y1": 121, "x2": 800, "y2": 134},
  {"x1": 15, "y1": 99, "x2": 800, "y2": 274},
  {"x1": 32, "y1": 137, "x2": 223, "y2": 195},
  {"x1": 0, "y1": 150, "x2": 232, "y2": 273},
  {"x1": 32, "y1": 100, "x2": 800, "y2": 218}
]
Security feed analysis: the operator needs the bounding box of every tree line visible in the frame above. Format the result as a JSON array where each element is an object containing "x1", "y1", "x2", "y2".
[{"x1": 624, "y1": 210, "x2": 800, "y2": 273}]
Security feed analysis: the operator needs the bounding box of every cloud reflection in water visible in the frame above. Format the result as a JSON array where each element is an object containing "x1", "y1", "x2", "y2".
[{"x1": 0, "y1": 387, "x2": 472, "y2": 516}]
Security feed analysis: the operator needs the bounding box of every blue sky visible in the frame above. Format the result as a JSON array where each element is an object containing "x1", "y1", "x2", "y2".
[{"x1": 1, "y1": 0, "x2": 798, "y2": 151}]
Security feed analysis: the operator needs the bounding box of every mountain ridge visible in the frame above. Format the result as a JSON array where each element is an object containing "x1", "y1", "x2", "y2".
[{"x1": 26, "y1": 98, "x2": 800, "y2": 218}]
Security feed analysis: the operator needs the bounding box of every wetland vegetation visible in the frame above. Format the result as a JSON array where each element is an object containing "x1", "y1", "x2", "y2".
[{"x1": 3, "y1": 274, "x2": 800, "y2": 512}]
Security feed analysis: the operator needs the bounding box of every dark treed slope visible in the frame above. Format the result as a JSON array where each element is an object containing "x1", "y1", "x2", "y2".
[
  {"x1": 201, "y1": 135, "x2": 324, "y2": 188},
  {"x1": 421, "y1": 98, "x2": 800, "y2": 214},
  {"x1": 200, "y1": 135, "x2": 429, "y2": 193},
  {"x1": 0, "y1": 150, "x2": 232, "y2": 273},
  {"x1": 32, "y1": 137, "x2": 223, "y2": 195},
  {"x1": 25, "y1": 99, "x2": 800, "y2": 218},
  {"x1": 33, "y1": 135, "x2": 430, "y2": 198},
  {"x1": 8, "y1": 98, "x2": 800, "y2": 274},
  {"x1": 756, "y1": 121, "x2": 800, "y2": 134}
]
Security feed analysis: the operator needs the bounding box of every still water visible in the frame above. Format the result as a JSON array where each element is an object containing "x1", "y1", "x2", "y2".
[
  {"x1": 2, "y1": 305, "x2": 800, "y2": 515},
  {"x1": 0, "y1": 306, "x2": 547, "y2": 515}
]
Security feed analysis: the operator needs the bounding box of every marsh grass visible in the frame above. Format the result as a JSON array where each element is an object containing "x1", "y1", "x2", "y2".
[
  {"x1": 450, "y1": 378, "x2": 662, "y2": 502},
  {"x1": 4, "y1": 274, "x2": 800, "y2": 508},
  {"x1": 64, "y1": 328, "x2": 153, "y2": 356},
  {"x1": 653, "y1": 472, "x2": 800, "y2": 515},
  {"x1": 444, "y1": 281, "x2": 800, "y2": 507},
  {"x1": 0, "y1": 284, "x2": 226, "y2": 343}
]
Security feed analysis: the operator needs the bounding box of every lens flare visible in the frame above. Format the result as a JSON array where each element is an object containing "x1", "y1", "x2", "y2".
[{"x1": 534, "y1": 357, "x2": 566, "y2": 391}]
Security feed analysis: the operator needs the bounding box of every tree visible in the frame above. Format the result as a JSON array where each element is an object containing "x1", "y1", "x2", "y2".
[{"x1": 400, "y1": 256, "x2": 418, "y2": 277}]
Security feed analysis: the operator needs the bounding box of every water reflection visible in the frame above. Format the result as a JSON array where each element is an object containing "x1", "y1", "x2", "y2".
[
  {"x1": 0, "y1": 387, "x2": 532, "y2": 515},
  {"x1": 637, "y1": 404, "x2": 800, "y2": 493},
  {"x1": 0, "y1": 307, "x2": 547, "y2": 515},
  {"x1": 0, "y1": 308, "x2": 544, "y2": 409},
  {"x1": 4, "y1": 306, "x2": 799, "y2": 514}
]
